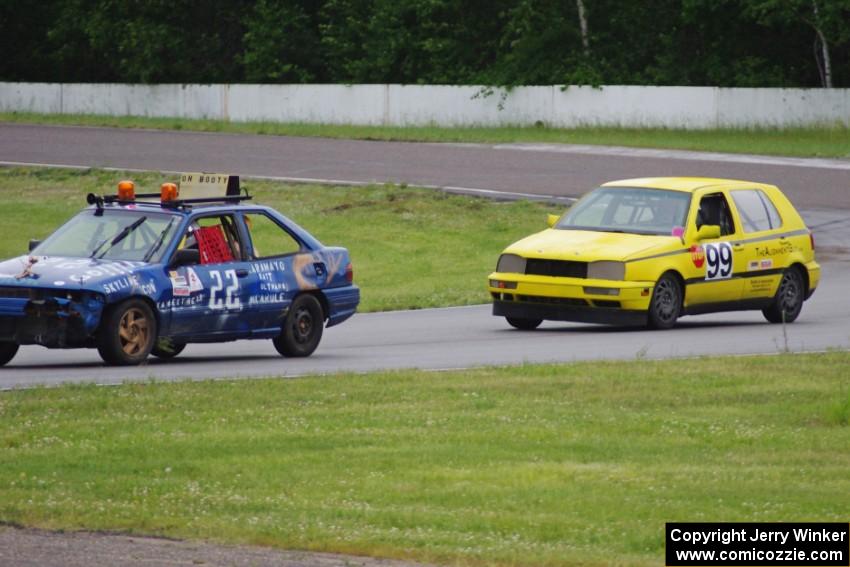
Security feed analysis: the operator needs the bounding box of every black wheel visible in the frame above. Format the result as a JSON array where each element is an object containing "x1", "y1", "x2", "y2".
[
  {"x1": 648, "y1": 273, "x2": 682, "y2": 330},
  {"x1": 273, "y1": 294, "x2": 324, "y2": 357},
  {"x1": 763, "y1": 268, "x2": 804, "y2": 324},
  {"x1": 0, "y1": 342, "x2": 19, "y2": 366},
  {"x1": 506, "y1": 317, "x2": 542, "y2": 330},
  {"x1": 151, "y1": 338, "x2": 186, "y2": 359},
  {"x1": 96, "y1": 299, "x2": 157, "y2": 366}
]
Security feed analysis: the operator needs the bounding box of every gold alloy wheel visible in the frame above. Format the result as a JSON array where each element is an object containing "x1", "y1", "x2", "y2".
[{"x1": 118, "y1": 307, "x2": 150, "y2": 356}]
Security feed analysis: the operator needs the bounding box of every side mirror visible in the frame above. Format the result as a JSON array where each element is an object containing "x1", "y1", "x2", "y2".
[
  {"x1": 547, "y1": 214, "x2": 560, "y2": 228},
  {"x1": 169, "y1": 248, "x2": 200, "y2": 268},
  {"x1": 28, "y1": 239, "x2": 42, "y2": 252},
  {"x1": 696, "y1": 225, "x2": 721, "y2": 241}
]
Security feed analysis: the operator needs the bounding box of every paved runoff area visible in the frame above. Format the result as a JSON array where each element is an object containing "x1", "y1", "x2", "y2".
[{"x1": 0, "y1": 526, "x2": 430, "y2": 567}]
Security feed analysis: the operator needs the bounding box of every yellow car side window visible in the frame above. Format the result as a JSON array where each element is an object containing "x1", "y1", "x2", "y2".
[{"x1": 731, "y1": 190, "x2": 783, "y2": 233}]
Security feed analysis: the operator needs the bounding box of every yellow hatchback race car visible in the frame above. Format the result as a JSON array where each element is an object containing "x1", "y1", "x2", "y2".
[{"x1": 489, "y1": 177, "x2": 819, "y2": 329}]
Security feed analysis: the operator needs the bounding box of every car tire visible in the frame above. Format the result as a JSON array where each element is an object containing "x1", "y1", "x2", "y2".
[
  {"x1": 763, "y1": 267, "x2": 804, "y2": 324},
  {"x1": 273, "y1": 294, "x2": 324, "y2": 357},
  {"x1": 506, "y1": 317, "x2": 542, "y2": 330},
  {"x1": 0, "y1": 342, "x2": 19, "y2": 366},
  {"x1": 96, "y1": 299, "x2": 157, "y2": 366},
  {"x1": 648, "y1": 273, "x2": 682, "y2": 330},
  {"x1": 151, "y1": 339, "x2": 186, "y2": 359}
]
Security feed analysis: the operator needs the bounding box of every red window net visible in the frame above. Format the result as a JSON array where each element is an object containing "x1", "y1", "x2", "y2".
[{"x1": 195, "y1": 225, "x2": 234, "y2": 264}]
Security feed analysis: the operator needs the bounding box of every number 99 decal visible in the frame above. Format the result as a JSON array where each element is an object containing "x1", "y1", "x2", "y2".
[{"x1": 704, "y1": 242, "x2": 733, "y2": 280}]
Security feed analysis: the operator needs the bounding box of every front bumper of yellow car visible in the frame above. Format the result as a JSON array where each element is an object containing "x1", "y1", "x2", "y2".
[{"x1": 488, "y1": 272, "x2": 655, "y2": 326}]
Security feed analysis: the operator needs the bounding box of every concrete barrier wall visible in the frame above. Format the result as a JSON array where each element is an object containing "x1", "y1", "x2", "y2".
[{"x1": 1, "y1": 82, "x2": 848, "y2": 128}]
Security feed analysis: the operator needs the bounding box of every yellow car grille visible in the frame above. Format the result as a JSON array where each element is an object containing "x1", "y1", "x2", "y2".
[{"x1": 524, "y1": 259, "x2": 587, "y2": 278}]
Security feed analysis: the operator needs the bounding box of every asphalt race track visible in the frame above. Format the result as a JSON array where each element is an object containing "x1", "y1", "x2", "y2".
[
  {"x1": 2, "y1": 123, "x2": 850, "y2": 208},
  {"x1": 1, "y1": 123, "x2": 848, "y2": 388},
  {"x1": 3, "y1": 259, "x2": 850, "y2": 389}
]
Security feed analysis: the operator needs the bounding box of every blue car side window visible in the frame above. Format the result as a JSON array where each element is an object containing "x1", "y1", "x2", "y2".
[{"x1": 243, "y1": 212, "x2": 303, "y2": 259}]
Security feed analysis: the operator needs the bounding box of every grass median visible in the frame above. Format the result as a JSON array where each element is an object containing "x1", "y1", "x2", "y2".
[
  {"x1": 3, "y1": 112, "x2": 848, "y2": 158},
  {"x1": 0, "y1": 166, "x2": 553, "y2": 312},
  {"x1": 1, "y1": 353, "x2": 849, "y2": 566}
]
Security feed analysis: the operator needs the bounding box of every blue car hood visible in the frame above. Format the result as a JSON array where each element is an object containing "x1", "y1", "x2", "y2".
[{"x1": 0, "y1": 255, "x2": 153, "y2": 294}]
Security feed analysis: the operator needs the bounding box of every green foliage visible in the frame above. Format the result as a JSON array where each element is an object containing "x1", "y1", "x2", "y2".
[
  {"x1": 242, "y1": 0, "x2": 324, "y2": 82},
  {"x1": 45, "y1": 0, "x2": 250, "y2": 83},
  {"x1": 744, "y1": 0, "x2": 850, "y2": 86},
  {"x1": 746, "y1": 0, "x2": 850, "y2": 46},
  {"x1": 1, "y1": 0, "x2": 849, "y2": 86},
  {"x1": 320, "y1": 0, "x2": 509, "y2": 83}
]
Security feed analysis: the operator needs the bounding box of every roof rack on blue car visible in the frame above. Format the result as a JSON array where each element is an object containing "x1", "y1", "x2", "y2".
[{"x1": 86, "y1": 173, "x2": 252, "y2": 213}]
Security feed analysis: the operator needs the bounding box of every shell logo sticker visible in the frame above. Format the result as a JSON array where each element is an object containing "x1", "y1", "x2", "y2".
[{"x1": 690, "y1": 245, "x2": 705, "y2": 268}]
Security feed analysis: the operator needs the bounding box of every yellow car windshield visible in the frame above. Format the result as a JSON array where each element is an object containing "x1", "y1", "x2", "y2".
[{"x1": 557, "y1": 187, "x2": 691, "y2": 236}]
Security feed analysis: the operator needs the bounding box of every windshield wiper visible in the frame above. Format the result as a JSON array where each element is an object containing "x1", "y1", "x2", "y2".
[
  {"x1": 142, "y1": 218, "x2": 176, "y2": 262},
  {"x1": 90, "y1": 216, "x2": 147, "y2": 259}
]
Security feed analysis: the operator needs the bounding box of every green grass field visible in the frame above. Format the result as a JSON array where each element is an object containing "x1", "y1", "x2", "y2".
[
  {"x1": 0, "y1": 167, "x2": 553, "y2": 312},
  {"x1": 3, "y1": 112, "x2": 848, "y2": 158},
  {"x1": 1, "y1": 353, "x2": 848, "y2": 566}
]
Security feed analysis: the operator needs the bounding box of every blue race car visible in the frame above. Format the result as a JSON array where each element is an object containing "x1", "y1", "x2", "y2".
[{"x1": 0, "y1": 174, "x2": 359, "y2": 366}]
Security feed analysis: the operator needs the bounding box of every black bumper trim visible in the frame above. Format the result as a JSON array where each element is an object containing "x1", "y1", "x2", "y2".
[{"x1": 493, "y1": 300, "x2": 647, "y2": 326}]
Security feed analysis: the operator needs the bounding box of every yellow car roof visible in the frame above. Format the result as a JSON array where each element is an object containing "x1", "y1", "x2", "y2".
[{"x1": 601, "y1": 177, "x2": 770, "y2": 193}]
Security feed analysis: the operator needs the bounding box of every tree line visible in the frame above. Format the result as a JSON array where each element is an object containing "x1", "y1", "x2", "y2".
[{"x1": 2, "y1": 0, "x2": 848, "y2": 88}]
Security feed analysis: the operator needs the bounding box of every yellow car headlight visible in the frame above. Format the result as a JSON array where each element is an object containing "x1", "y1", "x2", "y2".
[
  {"x1": 497, "y1": 253, "x2": 526, "y2": 274},
  {"x1": 587, "y1": 261, "x2": 625, "y2": 280}
]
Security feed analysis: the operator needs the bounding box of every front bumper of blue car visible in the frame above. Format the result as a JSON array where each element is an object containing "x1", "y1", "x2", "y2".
[{"x1": 0, "y1": 288, "x2": 105, "y2": 348}]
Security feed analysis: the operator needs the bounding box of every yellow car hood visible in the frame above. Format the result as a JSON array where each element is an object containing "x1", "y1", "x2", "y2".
[{"x1": 504, "y1": 229, "x2": 676, "y2": 262}]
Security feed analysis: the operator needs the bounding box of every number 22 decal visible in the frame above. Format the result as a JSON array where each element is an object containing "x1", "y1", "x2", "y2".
[
  {"x1": 209, "y1": 269, "x2": 241, "y2": 309},
  {"x1": 704, "y1": 242, "x2": 733, "y2": 280}
]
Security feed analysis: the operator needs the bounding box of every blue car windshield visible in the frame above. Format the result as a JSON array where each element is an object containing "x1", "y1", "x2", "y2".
[
  {"x1": 34, "y1": 209, "x2": 180, "y2": 262},
  {"x1": 556, "y1": 187, "x2": 692, "y2": 236}
]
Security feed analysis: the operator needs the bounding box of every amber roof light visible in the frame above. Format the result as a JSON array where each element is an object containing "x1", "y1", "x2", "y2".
[
  {"x1": 160, "y1": 182, "x2": 178, "y2": 202},
  {"x1": 117, "y1": 180, "x2": 135, "y2": 200}
]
